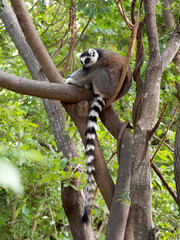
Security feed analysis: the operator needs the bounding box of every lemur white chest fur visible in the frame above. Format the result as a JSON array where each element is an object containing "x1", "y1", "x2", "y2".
[{"x1": 65, "y1": 48, "x2": 132, "y2": 223}]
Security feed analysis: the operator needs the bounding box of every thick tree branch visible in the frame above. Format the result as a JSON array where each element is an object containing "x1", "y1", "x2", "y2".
[
  {"x1": 100, "y1": 106, "x2": 133, "y2": 239},
  {"x1": 162, "y1": 0, "x2": 175, "y2": 27},
  {"x1": 130, "y1": 1, "x2": 163, "y2": 239},
  {"x1": 0, "y1": 70, "x2": 93, "y2": 103},
  {"x1": 144, "y1": 0, "x2": 160, "y2": 59},
  {"x1": 161, "y1": 30, "x2": 180, "y2": 70},
  {"x1": 10, "y1": 0, "x2": 63, "y2": 84}
]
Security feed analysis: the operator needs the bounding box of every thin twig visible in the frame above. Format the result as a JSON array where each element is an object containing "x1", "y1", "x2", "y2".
[
  {"x1": 150, "y1": 102, "x2": 180, "y2": 164},
  {"x1": 0, "y1": 54, "x2": 18, "y2": 58},
  {"x1": 106, "y1": 151, "x2": 117, "y2": 165},
  {"x1": 148, "y1": 101, "x2": 167, "y2": 138},
  {"x1": 49, "y1": 205, "x2": 58, "y2": 240},
  {"x1": 11, "y1": 204, "x2": 16, "y2": 223},
  {"x1": 51, "y1": 29, "x2": 70, "y2": 59},
  {"x1": 74, "y1": 18, "x2": 91, "y2": 48},
  {"x1": 56, "y1": 18, "x2": 91, "y2": 69},
  {"x1": 114, "y1": 0, "x2": 134, "y2": 30},
  {"x1": 32, "y1": 203, "x2": 44, "y2": 234},
  {"x1": 28, "y1": 1, "x2": 38, "y2": 12},
  {"x1": 40, "y1": 3, "x2": 62, "y2": 36},
  {"x1": 40, "y1": 142, "x2": 56, "y2": 154},
  {"x1": 151, "y1": 162, "x2": 178, "y2": 203},
  {"x1": 95, "y1": 214, "x2": 109, "y2": 239},
  {"x1": 153, "y1": 135, "x2": 174, "y2": 152}
]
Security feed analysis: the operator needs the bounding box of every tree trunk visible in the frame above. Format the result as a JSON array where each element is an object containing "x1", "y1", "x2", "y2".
[
  {"x1": 130, "y1": 1, "x2": 163, "y2": 239},
  {"x1": 101, "y1": 106, "x2": 133, "y2": 240}
]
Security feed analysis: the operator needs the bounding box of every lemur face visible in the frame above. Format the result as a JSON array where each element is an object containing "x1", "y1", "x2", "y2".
[{"x1": 76, "y1": 48, "x2": 99, "y2": 70}]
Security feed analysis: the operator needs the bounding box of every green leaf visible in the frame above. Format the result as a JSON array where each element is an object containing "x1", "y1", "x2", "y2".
[
  {"x1": 59, "y1": 158, "x2": 67, "y2": 170},
  {"x1": 14, "y1": 207, "x2": 21, "y2": 219},
  {"x1": 22, "y1": 206, "x2": 29, "y2": 216}
]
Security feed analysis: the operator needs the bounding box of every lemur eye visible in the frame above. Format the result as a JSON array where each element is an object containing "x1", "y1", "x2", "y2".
[{"x1": 85, "y1": 58, "x2": 90, "y2": 64}]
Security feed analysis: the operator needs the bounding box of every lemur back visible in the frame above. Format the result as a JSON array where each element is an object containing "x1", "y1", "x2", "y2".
[{"x1": 65, "y1": 48, "x2": 132, "y2": 223}]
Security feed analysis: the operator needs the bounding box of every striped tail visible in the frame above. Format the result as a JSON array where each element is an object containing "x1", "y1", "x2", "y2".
[{"x1": 81, "y1": 94, "x2": 105, "y2": 223}]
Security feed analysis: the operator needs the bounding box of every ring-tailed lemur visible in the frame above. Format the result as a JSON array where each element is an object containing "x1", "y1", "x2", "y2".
[{"x1": 65, "y1": 48, "x2": 132, "y2": 223}]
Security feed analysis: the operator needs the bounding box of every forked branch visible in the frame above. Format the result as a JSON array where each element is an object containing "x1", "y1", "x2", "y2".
[{"x1": 114, "y1": 0, "x2": 134, "y2": 30}]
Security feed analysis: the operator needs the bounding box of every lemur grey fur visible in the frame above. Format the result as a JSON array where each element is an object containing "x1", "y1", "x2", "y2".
[{"x1": 65, "y1": 48, "x2": 132, "y2": 223}]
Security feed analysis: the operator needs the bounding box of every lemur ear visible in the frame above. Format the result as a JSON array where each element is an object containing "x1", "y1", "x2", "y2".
[
  {"x1": 88, "y1": 48, "x2": 96, "y2": 57},
  {"x1": 76, "y1": 52, "x2": 81, "y2": 59}
]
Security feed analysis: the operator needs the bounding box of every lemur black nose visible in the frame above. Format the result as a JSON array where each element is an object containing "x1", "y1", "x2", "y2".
[{"x1": 83, "y1": 65, "x2": 88, "y2": 70}]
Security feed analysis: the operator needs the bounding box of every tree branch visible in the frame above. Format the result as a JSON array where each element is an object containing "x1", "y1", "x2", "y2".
[
  {"x1": 100, "y1": 106, "x2": 132, "y2": 239},
  {"x1": 74, "y1": 18, "x2": 91, "y2": 48},
  {"x1": 114, "y1": 0, "x2": 134, "y2": 30},
  {"x1": 144, "y1": 0, "x2": 160, "y2": 59},
  {"x1": 40, "y1": 3, "x2": 62, "y2": 37},
  {"x1": 151, "y1": 162, "x2": 178, "y2": 203},
  {"x1": 129, "y1": 1, "x2": 163, "y2": 239},
  {"x1": 162, "y1": 0, "x2": 175, "y2": 27},
  {"x1": 0, "y1": 70, "x2": 93, "y2": 103},
  {"x1": 10, "y1": 0, "x2": 63, "y2": 84},
  {"x1": 161, "y1": 30, "x2": 180, "y2": 70}
]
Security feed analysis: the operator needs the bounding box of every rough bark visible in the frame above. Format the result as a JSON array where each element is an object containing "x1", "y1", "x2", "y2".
[
  {"x1": 130, "y1": 1, "x2": 162, "y2": 239},
  {"x1": 0, "y1": 70, "x2": 93, "y2": 103},
  {"x1": 99, "y1": 106, "x2": 133, "y2": 240},
  {"x1": 162, "y1": 0, "x2": 175, "y2": 27},
  {"x1": 106, "y1": 128, "x2": 132, "y2": 240},
  {"x1": 10, "y1": 0, "x2": 63, "y2": 84}
]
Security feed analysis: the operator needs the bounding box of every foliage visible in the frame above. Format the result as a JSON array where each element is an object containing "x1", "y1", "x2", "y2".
[
  {"x1": 0, "y1": 0, "x2": 179, "y2": 239},
  {"x1": 0, "y1": 91, "x2": 84, "y2": 239}
]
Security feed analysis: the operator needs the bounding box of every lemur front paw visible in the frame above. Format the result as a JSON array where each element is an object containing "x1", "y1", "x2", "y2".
[{"x1": 65, "y1": 77, "x2": 77, "y2": 84}]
